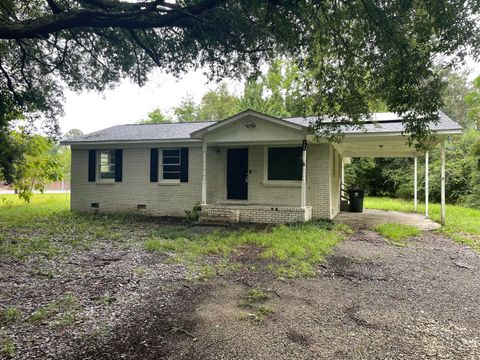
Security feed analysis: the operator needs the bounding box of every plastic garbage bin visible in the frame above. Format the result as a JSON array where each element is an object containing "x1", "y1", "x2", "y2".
[{"x1": 348, "y1": 189, "x2": 364, "y2": 213}]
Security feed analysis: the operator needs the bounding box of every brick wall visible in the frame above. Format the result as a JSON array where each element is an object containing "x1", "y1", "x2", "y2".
[
  {"x1": 70, "y1": 142, "x2": 335, "y2": 220},
  {"x1": 201, "y1": 204, "x2": 312, "y2": 224}
]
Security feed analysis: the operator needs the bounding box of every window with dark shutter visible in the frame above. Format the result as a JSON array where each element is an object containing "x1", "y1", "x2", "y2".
[{"x1": 267, "y1": 147, "x2": 303, "y2": 181}]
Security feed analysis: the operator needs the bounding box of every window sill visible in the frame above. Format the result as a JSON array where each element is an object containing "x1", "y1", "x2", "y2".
[
  {"x1": 96, "y1": 181, "x2": 115, "y2": 185},
  {"x1": 158, "y1": 181, "x2": 181, "y2": 186},
  {"x1": 262, "y1": 180, "x2": 301, "y2": 188}
]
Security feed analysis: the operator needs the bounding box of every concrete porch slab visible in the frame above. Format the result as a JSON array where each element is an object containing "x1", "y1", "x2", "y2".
[{"x1": 334, "y1": 209, "x2": 441, "y2": 231}]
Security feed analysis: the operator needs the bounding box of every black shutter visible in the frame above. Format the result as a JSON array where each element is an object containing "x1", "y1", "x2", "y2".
[
  {"x1": 150, "y1": 148, "x2": 159, "y2": 182},
  {"x1": 114, "y1": 149, "x2": 123, "y2": 182},
  {"x1": 180, "y1": 147, "x2": 189, "y2": 183},
  {"x1": 88, "y1": 150, "x2": 96, "y2": 182}
]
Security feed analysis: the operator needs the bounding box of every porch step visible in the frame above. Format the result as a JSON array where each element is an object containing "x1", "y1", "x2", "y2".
[{"x1": 198, "y1": 208, "x2": 240, "y2": 224}]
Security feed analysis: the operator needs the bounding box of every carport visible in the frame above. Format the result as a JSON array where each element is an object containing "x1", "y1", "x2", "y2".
[{"x1": 332, "y1": 112, "x2": 462, "y2": 225}]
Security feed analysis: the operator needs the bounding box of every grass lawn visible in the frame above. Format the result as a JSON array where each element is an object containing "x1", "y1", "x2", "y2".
[
  {"x1": 365, "y1": 197, "x2": 480, "y2": 251},
  {"x1": 0, "y1": 193, "x2": 350, "y2": 277},
  {"x1": 374, "y1": 223, "x2": 420, "y2": 247}
]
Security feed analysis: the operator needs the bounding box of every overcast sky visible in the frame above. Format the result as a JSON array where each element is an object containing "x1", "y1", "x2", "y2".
[{"x1": 59, "y1": 61, "x2": 480, "y2": 135}]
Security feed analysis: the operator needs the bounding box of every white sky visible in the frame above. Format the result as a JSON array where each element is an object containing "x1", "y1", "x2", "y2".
[
  {"x1": 61, "y1": 69, "x2": 243, "y2": 134},
  {"x1": 60, "y1": 61, "x2": 480, "y2": 135}
]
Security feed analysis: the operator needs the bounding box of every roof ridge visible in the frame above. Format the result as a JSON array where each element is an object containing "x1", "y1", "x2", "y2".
[{"x1": 124, "y1": 120, "x2": 218, "y2": 126}]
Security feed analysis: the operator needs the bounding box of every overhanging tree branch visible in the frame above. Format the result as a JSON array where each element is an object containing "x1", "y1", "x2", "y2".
[{"x1": 0, "y1": 0, "x2": 227, "y2": 39}]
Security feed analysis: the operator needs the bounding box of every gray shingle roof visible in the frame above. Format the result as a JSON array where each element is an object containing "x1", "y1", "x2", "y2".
[
  {"x1": 63, "y1": 121, "x2": 215, "y2": 143},
  {"x1": 62, "y1": 111, "x2": 461, "y2": 144}
]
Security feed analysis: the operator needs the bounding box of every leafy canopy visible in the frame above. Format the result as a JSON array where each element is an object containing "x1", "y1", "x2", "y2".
[{"x1": 0, "y1": 0, "x2": 479, "y2": 144}]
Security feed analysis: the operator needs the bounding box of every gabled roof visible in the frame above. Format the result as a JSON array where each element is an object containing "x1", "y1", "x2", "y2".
[
  {"x1": 61, "y1": 110, "x2": 462, "y2": 145},
  {"x1": 189, "y1": 109, "x2": 305, "y2": 139}
]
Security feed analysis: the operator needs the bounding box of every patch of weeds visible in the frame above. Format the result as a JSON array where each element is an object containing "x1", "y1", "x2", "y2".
[
  {"x1": 0, "y1": 236, "x2": 62, "y2": 260},
  {"x1": 144, "y1": 237, "x2": 163, "y2": 252},
  {"x1": 243, "y1": 288, "x2": 270, "y2": 304},
  {"x1": 133, "y1": 266, "x2": 148, "y2": 277},
  {"x1": 375, "y1": 223, "x2": 420, "y2": 246},
  {"x1": 29, "y1": 293, "x2": 82, "y2": 326},
  {"x1": 238, "y1": 289, "x2": 273, "y2": 324},
  {"x1": 0, "y1": 307, "x2": 22, "y2": 325},
  {"x1": 1, "y1": 335, "x2": 15, "y2": 358},
  {"x1": 184, "y1": 203, "x2": 202, "y2": 223},
  {"x1": 100, "y1": 293, "x2": 115, "y2": 306}
]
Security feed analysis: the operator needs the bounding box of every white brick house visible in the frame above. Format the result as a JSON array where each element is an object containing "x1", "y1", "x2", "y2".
[{"x1": 62, "y1": 110, "x2": 461, "y2": 224}]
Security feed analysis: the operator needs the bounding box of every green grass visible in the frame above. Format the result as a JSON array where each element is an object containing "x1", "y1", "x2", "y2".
[
  {"x1": 0, "y1": 194, "x2": 350, "y2": 277},
  {"x1": 144, "y1": 221, "x2": 351, "y2": 277},
  {"x1": 1, "y1": 335, "x2": 15, "y2": 358},
  {"x1": 238, "y1": 288, "x2": 273, "y2": 324},
  {"x1": 29, "y1": 293, "x2": 81, "y2": 325},
  {"x1": 0, "y1": 194, "x2": 177, "y2": 260},
  {"x1": 0, "y1": 307, "x2": 22, "y2": 325},
  {"x1": 375, "y1": 223, "x2": 420, "y2": 246},
  {"x1": 365, "y1": 197, "x2": 480, "y2": 250}
]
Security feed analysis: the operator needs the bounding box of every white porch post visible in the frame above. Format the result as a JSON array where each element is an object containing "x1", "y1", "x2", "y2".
[
  {"x1": 201, "y1": 142, "x2": 207, "y2": 206},
  {"x1": 425, "y1": 151, "x2": 429, "y2": 217},
  {"x1": 301, "y1": 141, "x2": 307, "y2": 209},
  {"x1": 414, "y1": 156, "x2": 418, "y2": 213},
  {"x1": 440, "y1": 140, "x2": 446, "y2": 225}
]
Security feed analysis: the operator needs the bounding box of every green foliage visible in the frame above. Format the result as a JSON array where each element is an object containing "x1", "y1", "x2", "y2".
[
  {"x1": 2, "y1": 130, "x2": 63, "y2": 202},
  {"x1": 137, "y1": 108, "x2": 172, "y2": 124},
  {"x1": 465, "y1": 76, "x2": 480, "y2": 129},
  {"x1": 239, "y1": 288, "x2": 273, "y2": 324},
  {"x1": 365, "y1": 197, "x2": 480, "y2": 251},
  {"x1": 184, "y1": 203, "x2": 202, "y2": 223},
  {"x1": 0, "y1": 307, "x2": 22, "y2": 325},
  {"x1": 197, "y1": 83, "x2": 241, "y2": 120},
  {"x1": 375, "y1": 223, "x2": 420, "y2": 246},
  {"x1": 143, "y1": 220, "x2": 349, "y2": 277},
  {"x1": 29, "y1": 293, "x2": 81, "y2": 325},
  {"x1": 173, "y1": 95, "x2": 200, "y2": 122},
  {"x1": 1, "y1": 335, "x2": 15, "y2": 358}
]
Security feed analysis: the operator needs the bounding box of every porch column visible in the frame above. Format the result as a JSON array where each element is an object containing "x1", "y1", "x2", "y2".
[
  {"x1": 201, "y1": 142, "x2": 207, "y2": 205},
  {"x1": 414, "y1": 156, "x2": 418, "y2": 213},
  {"x1": 301, "y1": 141, "x2": 307, "y2": 209},
  {"x1": 425, "y1": 151, "x2": 429, "y2": 217},
  {"x1": 440, "y1": 140, "x2": 446, "y2": 225}
]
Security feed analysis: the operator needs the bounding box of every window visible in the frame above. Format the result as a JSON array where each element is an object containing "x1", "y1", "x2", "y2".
[
  {"x1": 162, "y1": 149, "x2": 181, "y2": 180},
  {"x1": 267, "y1": 147, "x2": 303, "y2": 181},
  {"x1": 99, "y1": 150, "x2": 115, "y2": 180}
]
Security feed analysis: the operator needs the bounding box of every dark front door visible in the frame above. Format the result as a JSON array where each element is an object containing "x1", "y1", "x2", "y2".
[{"x1": 227, "y1": 148, "x2": 248, "y2": 200}]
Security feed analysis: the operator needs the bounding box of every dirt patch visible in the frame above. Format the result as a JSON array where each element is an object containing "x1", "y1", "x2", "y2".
[{"x1": 3, "y1": 227, "x2": 480, "y2": 359}]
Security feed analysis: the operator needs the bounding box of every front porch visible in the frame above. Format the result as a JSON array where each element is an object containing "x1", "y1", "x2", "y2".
[{"x1": 200, "y1": 203, "x2": 312, "y2": 224}]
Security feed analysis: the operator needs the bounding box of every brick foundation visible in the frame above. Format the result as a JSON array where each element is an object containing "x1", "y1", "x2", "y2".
[{"x1": 200, "y1": 204, "x2": 313, "y2": 224}]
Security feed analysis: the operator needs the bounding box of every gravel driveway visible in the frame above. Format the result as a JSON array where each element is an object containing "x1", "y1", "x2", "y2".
[{"x1": 70, "y1": 229, "x2": 480, "y2": 360}]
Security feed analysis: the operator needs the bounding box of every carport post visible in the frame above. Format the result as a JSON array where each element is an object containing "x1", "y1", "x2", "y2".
[
  {"x1": 414, "y1": 156, "x2": 418, "y2": 213},
  {"x1": 201, "y1": 142, "x2": 207, "y2": 205},
  {"x1": 425, "y1": 151, "x2": 429, "y2": 217},
  {"x1": 441, "y1": 140, "x2": 446, "y2": 225}
]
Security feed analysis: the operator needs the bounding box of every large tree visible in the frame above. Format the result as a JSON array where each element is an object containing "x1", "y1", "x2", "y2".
[{"x1": 1, "y1": 0, "x2": 479, "y2": 143}]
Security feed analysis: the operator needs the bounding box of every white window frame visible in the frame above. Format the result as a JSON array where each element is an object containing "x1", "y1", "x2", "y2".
[
  {"x1": 159, "y1": 148, "x2": 181, "y2": 184},
  {"x1": 263, "y1": 146, "x2": 302, "y2": 187},
  {"x1": 97, "y1": 149, "x2": 116, "y2": 182}
]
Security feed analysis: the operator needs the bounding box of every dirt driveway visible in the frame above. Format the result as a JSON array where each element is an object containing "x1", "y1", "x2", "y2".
[{"x1": 69, "y1": 229, "x2": 480, "y2": 360}]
